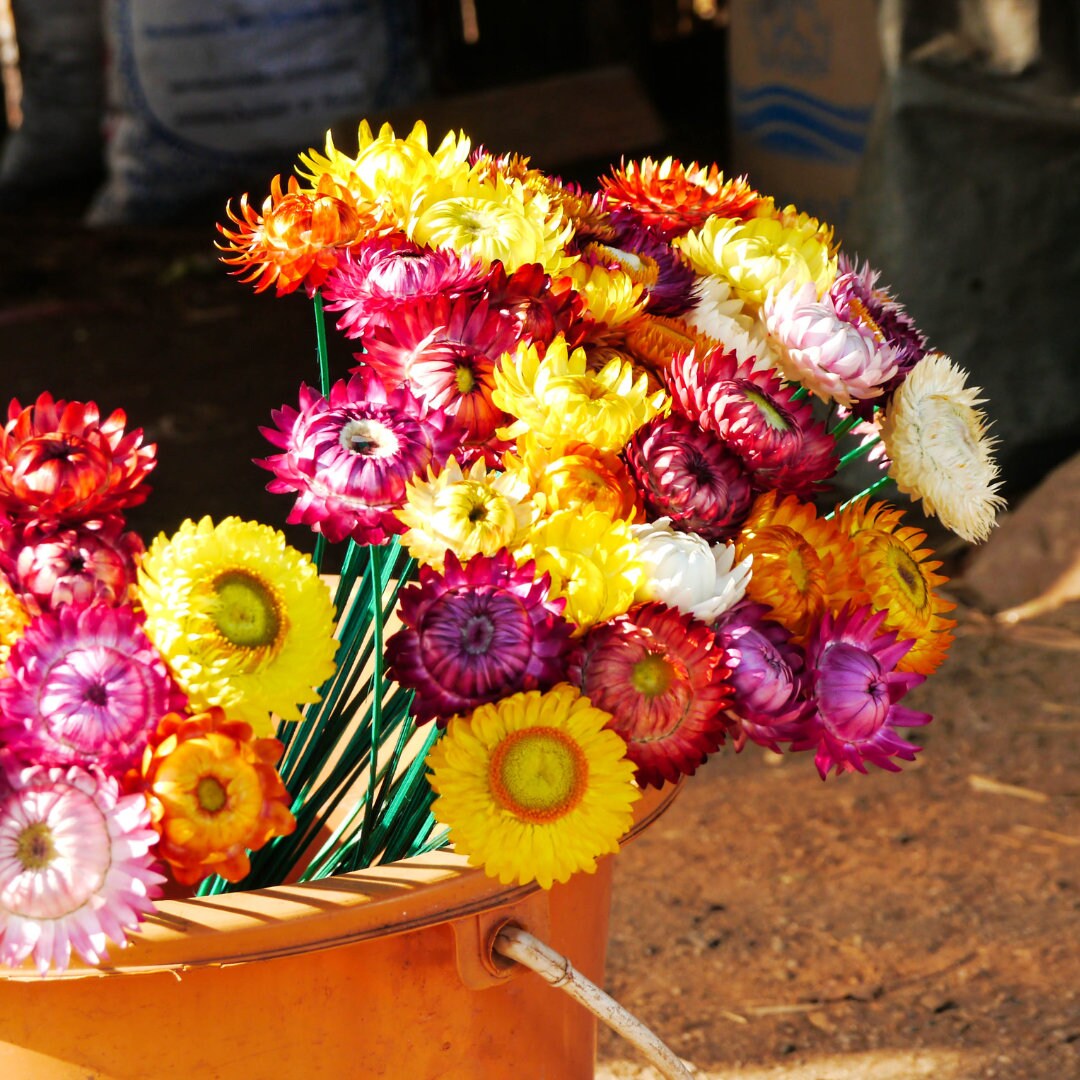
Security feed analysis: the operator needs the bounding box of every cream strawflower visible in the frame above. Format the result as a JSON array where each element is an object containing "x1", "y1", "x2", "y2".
[
  {"x1": 674, "y1": 214, "x2": 837, "y2": 309},
  {"x1": 683, "y1": 275, "x2": 782, "y2": 374},
  {"x1": 879, "y1": 354, "x2": 1005, "y2": 542},
  {"x1": 631, "y1": 517, "x2": 752, "y2": 623},
  {"x1": 396, "y1": 456, "x2": 535, "y2": 571}
]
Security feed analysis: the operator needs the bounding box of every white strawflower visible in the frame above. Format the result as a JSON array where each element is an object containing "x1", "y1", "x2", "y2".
[
  {"x1": 880, "y1": 353, "x2": 1006, "y2": 543},
  {"x1": 631, "y1": 517, "x2": 752, "y2": 623},
  {"x1": 684, "y1": 275, "x2": 781, "y2": 375}
]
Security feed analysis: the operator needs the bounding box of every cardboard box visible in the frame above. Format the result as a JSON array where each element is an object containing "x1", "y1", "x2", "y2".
[{"x1": 727, "y1": 0, "x2": 882, "y2": 228}]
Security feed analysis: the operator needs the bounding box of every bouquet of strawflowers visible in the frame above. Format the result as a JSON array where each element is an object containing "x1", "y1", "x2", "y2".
[{"x1": 0, "y1": 121, "x2": 1004, "y2": 975}]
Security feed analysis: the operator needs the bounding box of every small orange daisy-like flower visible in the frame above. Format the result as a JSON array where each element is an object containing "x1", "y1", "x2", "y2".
[
  {"x1": 140, "y1": 707, "x2": 295, "y2": 886},
  {"x1": 0, "y1": 393, "x2": 156, "y2": 522},
  {"x1": 601, "y1": 157, "x2": 762, "y2": 239},
  {"x1": 735, "y1": 491, "x2": 862, "y2": 645},
  {"x1": 217, "y1": 173, "x2": 374, "y2": 295},
  {"x1": 832, "y1": 498, "x2": 956, "y2": 675}
]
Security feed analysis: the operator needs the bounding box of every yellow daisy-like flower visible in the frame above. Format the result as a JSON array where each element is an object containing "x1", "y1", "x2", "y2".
[
  {"x1": 493, "y1": 337, "x2": 668, "y2": 453},
  {"x1": 296, "y1": 120, "x2": 471, "y2": 230},
  {"x1": 880, "y1": 353, "x2": 1006, "y2": 543},
  {"x1": 502, "y1": 434, "x2": 643, "y2": 523},
  {"x1": 405, "y1": 170, "x2": 576, "y2": 276},
  {"x1": 427, "y1": 684, "x2": 641, "y2": 889},
  {"x1": 396, "y1": 456, "x2": 535, "y2": 571},
  {"x1": 674, "y1": 214, "x2": 838, "y2": 309},
  {"x1": 833, "y1": 498, "x2": 957, "y2": 675},
  {"x1": 564, "y1": 260, "x2": 648, "y2": 336},
  {"x1": 0, "y1": 574, "x2": 30, "y2": 669},
  {"x1": 136, "y1": 516, "x2": 338, "y2": 735},
  {"x1": 516, "y1": 507, "x2": 642, "y2": 631},
  {"x1": 757, "y1": 198, "x2": 839, "y2": 256},
  {"x1": 735, "y1": 491, "x2": 862, "y2": 645}
]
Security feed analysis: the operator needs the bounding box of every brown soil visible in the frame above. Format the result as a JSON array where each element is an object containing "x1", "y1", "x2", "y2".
[{"x1": 2, "y1": 212, "x2": 1077, "y2": 1080}]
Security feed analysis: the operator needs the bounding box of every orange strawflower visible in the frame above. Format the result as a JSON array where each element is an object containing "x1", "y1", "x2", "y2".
[
  {"x1": 832, "y1": 498, "x2": 956, "y2": 675},
  {"x1": 140, "y1": 707, "x2": 295, "y2": 886},
  {"x1": 601, "y1": 157, "x2": 762, "y2": 239},
  {"x1": 217, "y1": 173, "x2": 374, "y2": 295},
  {"x1": 622, "y1": 316, "x2": 719, "y2": 374},
  {"x1": 735, "y1": 491, "x2": 862, "y2": 645}
]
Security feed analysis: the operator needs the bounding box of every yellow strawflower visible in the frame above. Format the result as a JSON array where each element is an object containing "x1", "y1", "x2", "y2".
[
  {"x1": 427, "y1": 684, "x2": 640, "y2": 889},
  {"x1": 493, "y1": 337, "x2": 668, "y2": 453}
]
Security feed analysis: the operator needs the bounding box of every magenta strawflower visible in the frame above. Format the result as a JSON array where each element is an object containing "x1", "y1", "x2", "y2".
[
  {"x1": 258, "y1": 369, "x2": 462, "y2": 545},
  {"x1": 796, "y1": 604, "x2": 931, "y2": 778},
  {"x1": 624, "y1": 413, "x2": 754, "y2": 541},
  {"x1": 0, "y1": 763, "x2": 163, "y2": 973},
  {"x1": 1, "y1": 516, "x2": 144, "y2": 613},
  {"x1": 386, "y1": 549, "x2": 574, "y2": 725},
  {"x1": 0, "y1": 603, "x2": 182, "y2": 773},
  {"x1": 664, "y1": 348, "x2": 838, "y2": 496},
  {"x1": 360, "y1": 292, "x2": 522, "y2": 452},
  {"x1": 568, "y1": 601, "x2": 734, "y2": 787},
  {"x1": 713, "y1": 601, "x2": 812, "y2": 751},
  {"x1": 321, "y1": 237, "x2": 486, "y2": 341}
]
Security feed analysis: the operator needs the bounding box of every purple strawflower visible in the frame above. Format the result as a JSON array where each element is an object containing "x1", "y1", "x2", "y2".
[
  {"x1": 386, "y1": 549, "x2": 574, "y2": 725},
  {"x1": 713, "y1": 601, "x2": 812, "y2": 752},
  {"x1": 795, "y1": 604, "x2": 931, "y2": 778}
]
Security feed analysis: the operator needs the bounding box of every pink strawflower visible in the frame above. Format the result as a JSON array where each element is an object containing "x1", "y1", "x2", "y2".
[
  {"x1": 1, "y1": 515, "x2": 144, "y2": 613},
  {"x1": 321, "y1": 236, "x2": 486, "y2": 341},
  {"x1": 0, "y1": 763, "x2": 163, "y2": 973},
  {"x1": 360, "y1": 293, "x2": 522, "y2": 452},
  {"x1": 796, "y1": 604, "x2": 931, "y2": 778},
  {"x1": 568, "y1": 601, "x2": 734, "y2": 787},
  {"x1": 0, "y1": 393, "x2": 156, "y2": 523},
  {"x1": 386, "y1": 550, "x2": 574, "y2": 725},
  {"x1": 713, "y1": 601, "x2": 812, "y2": 751},
  {"x1": 258, "y1": 369, "x2": 462, "y2": 545},
  {"x1": 763, "y1": 281, "x2": 901, "y2": 407},
  {"x1": 624, "y1": 413, "x2": 754, "y2": 541},
  {"x1": 664, "y1": 348, "x2": 838, "y2": 496},
  {"x1": 0, "y1": 603, "x2": 183, "y2": 773},
  {"x1": 828, "y1": 254, "x2": 926, "y2": 409}
]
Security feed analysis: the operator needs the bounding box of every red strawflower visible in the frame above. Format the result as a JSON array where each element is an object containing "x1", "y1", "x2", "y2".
[
  {"x1": 664, "y1": 348, "x2": 838, "y2": 496},
  {"x1": 624, "y1": 413, "x2": 754, "y2": 541},
  {"x1": 0, "y1": 393, "x2": 156, "y2": 522},
  {"x1": 568, "y1": 601, "x2": 735, "y2": 787}
]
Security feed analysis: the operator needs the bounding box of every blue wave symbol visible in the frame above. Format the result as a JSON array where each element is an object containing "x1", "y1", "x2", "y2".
[{"x1": 733, "y1": 83, "x2": 875, "y2": 164}]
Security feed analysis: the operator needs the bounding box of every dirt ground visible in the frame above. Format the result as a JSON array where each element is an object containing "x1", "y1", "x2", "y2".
[{"x1": 1, "y1": 209, "x2": 1077, "y2": 1080}]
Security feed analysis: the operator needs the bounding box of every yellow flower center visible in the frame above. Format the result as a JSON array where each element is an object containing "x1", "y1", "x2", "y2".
[
  {"x1": 211, "y1": 569, "x2": 284, "y2": 652},
  {"x1": 631, "y1": 652, "x2": 675, "y2": 699},
  {"x1": 15, "y1": 821, "x2": 56, "y2": 871},
  {"x1": 196, "y1": 775, "x2": 228, "y2": 814},
  {"x1": 786, "y1": 546, "x2": 812, "y2": 594},
  {"x1": 455, "y1": 364, "x2": 477, "y2": 394},
  {"x1": 885, "y1": 542, "x2": 929, "y2": 616},
  {"x1": 489, "y1": 726, "x2": 588, "y2": 824}
]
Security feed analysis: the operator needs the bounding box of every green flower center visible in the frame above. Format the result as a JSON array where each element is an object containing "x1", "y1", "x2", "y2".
[
  {"x1": 455, "y1": 364, "x2": 477, "y2": 394},
  {"x1": 212, "y1": 570, "x2": 284, "y2": 650},
  {"x1": 15, "y1": 822, "x2": 56, "y2": 871},
  {"x1": 743, "y1": 387, "x2": 790, "y2": 432},
  {"x1": 631, "y1": 652, "x2": 675, "y2": 699},
  {"x1": 196, "y1": 776, "x2": 228, "y2": 814},
  {"x1": 490, "y1": 726, "x2": 587, "y2": 823}
]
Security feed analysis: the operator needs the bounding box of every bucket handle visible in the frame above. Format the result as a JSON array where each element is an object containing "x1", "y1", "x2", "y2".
[{"x1": 493, "y1": 924, "x2": 696, "y2": 1080}]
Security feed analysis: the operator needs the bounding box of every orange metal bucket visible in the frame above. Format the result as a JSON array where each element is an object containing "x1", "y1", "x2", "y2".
[{"x1": 0, "y1": 784, "x2": 677, "y2": 1079}]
